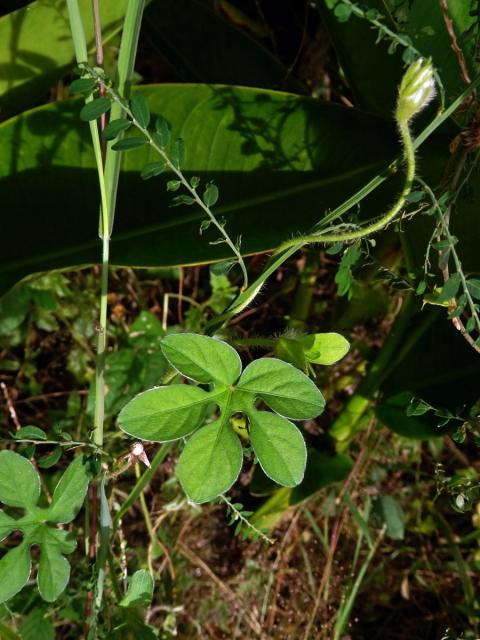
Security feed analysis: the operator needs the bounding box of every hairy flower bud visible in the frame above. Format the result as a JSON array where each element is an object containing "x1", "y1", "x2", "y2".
[{"x1": 396, "y1": 58, "x2": 436, "y2": 123}]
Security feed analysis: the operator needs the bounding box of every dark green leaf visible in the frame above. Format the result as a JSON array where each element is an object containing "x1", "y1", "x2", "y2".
[
  {"x1": 69, "y1": 78, "x2": 95, "y2": 95},
  {"x1": 20, "y1": 609, "x2": 55, "y2": 640},
  {"x1": 37, "y1": 447, "x2": 62, "y2": 469},
  {"x1": 79, "y1": 97, "x2": 112, "y2": 122},
  {"x1": 467, "y1": 279, "x2": 480, "y2": 301},
  {"x1": 131, "y1": 93, "x2": 150, "y2": 128},
  {"x1": 374, "y1": 495, "x2": 405, "y2": 540},
  {"x1": 101, "y1": 118, "x2": 131, "y2": 140},
  {"x1": 111, "y1": 137, "x2": 147, "y2": 151},
  {"x1": 437, "y1": 273, "x2": 461, "y2": 303},
  {"x1": 154, "y1": 115, "x2": 170, "y2": 146},
  {"x1": 140, "y1": 162, "x2": 166, "y2": 180}
]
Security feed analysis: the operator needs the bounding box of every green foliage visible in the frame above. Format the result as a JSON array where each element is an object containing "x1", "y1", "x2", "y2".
[
  {"x1": 277, "y1": 332, "x2": 350, "y2": 370},
  {"x1": 119, "y1": 334, "x2": 326, "y2": 502},
  {"x1": 119, "y1": 570, "x2": 154, "y2": 608},
  {"x1": 0, "y1": 452, "x2": 90, "y2": 603}
]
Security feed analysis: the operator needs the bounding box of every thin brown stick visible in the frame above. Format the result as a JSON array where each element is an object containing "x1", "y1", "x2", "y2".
[
  {"x1": 1, "y1": 382, "x2": 21, "y2": 430},
  {"x1": 439, "y1": 0, "x2": 471, "y2": 86}
]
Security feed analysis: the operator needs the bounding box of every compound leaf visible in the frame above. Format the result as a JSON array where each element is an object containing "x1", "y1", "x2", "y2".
[
  {"x1": 237, "y1": 358, "x2": 325, "y2": 419},
  {"x1": 0, "y1": 450, "x2": 40, "y2": 508},
  {"x1": 161, "y1": 333, "x2": 241, "y2": 384},
  {"x1": 118, "y1": 384, "x2": 210, "y2": 442},
  {"x1": 250, "y1": 411, "x2": 306, "y2": 487},
  {"x1": 177, "y1": 418, "x2": 243, "y2": 503}
]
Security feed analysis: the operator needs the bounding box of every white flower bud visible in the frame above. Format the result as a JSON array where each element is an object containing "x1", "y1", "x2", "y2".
[{"x1": 396, "y1": 58, "x2": 436, "y2": 123}]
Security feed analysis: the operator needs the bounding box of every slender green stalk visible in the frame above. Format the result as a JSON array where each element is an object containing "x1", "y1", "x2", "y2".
[
  {"x1": 84, "y1": 66, "x2": 249, "y2": 291},
  {"x1": 278, "y1": 119, "x2": 415, "y2": 248},
  {"x1": 113, "y1": 443, "x2": 173, "y2": 527},
  {"x1": 104, "y1": 0, "x2": 146, "y2": 234}
]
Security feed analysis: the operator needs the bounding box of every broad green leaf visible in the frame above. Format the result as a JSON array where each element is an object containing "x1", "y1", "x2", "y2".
[
  {"x1": 119, "y1": 570, "x2": 154, "y2": 608},
  {"x1": 250, "y1": 412, "x2": 306, "y2": 487},
  {"x1": 237, "y1": 358, "x2": 325, "y2": 419},
  {"x1": 0, "y1": 450, "x2": 40, "y2": 508},
  {"x1": 36, "y1": 541, "x2": 71, "y2": 603},
  {"x1": 0, "y1": 0, "x2": 128, "y2": 121},
  {"x1": 0, "y1": 510, "x2": 17, "y2": 542},
  {"x1": 101, "y1": 119, "x2": 131, "y2": 141},
  {"x1": 14, "y1": 425, "x2": 47, "y2": 441},
  {"x1": 374, "y1": 495, "x2": 405, "y2": 540},
  {"x1": 301, "y1": 332, "x2": 350, "y2": 365},
  {"x1": 46, "y1": 455, "x2": 90, "y2": 524},
  {"x1": 161, "y1": 333, "x2": 241, "y2": 384},
  {"x1": 131, "y1": 94, "x2": 150, "y2": 129},
  {"x1": 118, "y1": 385, "x2": 210, "y2": 442},
  {"x1": 20, "y1": 609, "x2": 55, "y2": 640},
  {"x1": 80, "y1": 98, "x2": 112, "y2": 122},
  {"x1": 0, "y1": 542, "x2": 31, "y2": 603},
  {"x1": 177, "y1": 418, "x2": 243, "y2": 503},
  {"x1": 0, "y1": 84, "x2": 398, "y2": 293}
]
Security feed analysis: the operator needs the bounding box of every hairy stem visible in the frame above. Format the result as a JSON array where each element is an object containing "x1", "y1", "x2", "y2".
[{"x1": 278, "y1": 119, "x2": 414, "y2": 249}]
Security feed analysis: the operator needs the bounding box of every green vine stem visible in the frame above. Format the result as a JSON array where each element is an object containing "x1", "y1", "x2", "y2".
[
  {"x1": 277, "y1": 58, "x2": 434, "y2": 250},
  {"x1": 83, "y1": 65, "x2": 249, "y2": 292}
]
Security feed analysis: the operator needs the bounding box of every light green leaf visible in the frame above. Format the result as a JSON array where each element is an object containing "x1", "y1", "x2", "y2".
[
  {"x1": 118, "y1": 385, "x2": 210, "y2": 442},
  {"x1": 131, "y1": 94, "x2": 150, "y2": 129},
  {"x1": 250, "y1": 412, "x2": 306, "y2": 487},
  {"x1": 119, "y1": 570, "x2": 154, "y2": 608},
  {"x1": 177, "y1": 419, "x2": 243, "y2": 503},
  {"x1": 0, "y1": 542, "x2": 31, "y2": 603},
  {"x1": 0, "y1": 450, "x2": 40, "y2": 508},
  {"x1": 46, "y1": 455, "x2": 90, "y2": 524},
  {"x1": 79, "y1": 97, "x2": 112, "y2": 122},
  {"x1": 36, "y1": 541, "x2": 70, "y2": 603},
  {"x1": 237, "y1": 358, "x2": 325, "y2": 419},
  {"x1": 161, "y1": 333, "x2": 241, "y2": 384},
  {"x1": 301, "y1": 332, "x2": 350, "y2": 365}
]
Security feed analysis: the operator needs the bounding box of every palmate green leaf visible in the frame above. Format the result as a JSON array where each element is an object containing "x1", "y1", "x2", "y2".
[
  {"x1": 46, "y1": 455, "x2": 90, "y2": 524},
  {"x1": 250, "y1": 411, "x2": 306, "y2": 487},
  {"x1": 0, "y1": 84, "x2": 400, "y2": 293},
  {"x1": 237, "y1": 358, "x2": 325, "y2": 419},
  {"x1": 118, "y1": 384, "x2": 210, "y2": 442},
  {"x1": 0, "y1": 450, "x2": 40, "y2": 508},
  {"x1": 177, "y1": 418, "x2": 243, "y2": 503},
  {"x1": 161, "y1": 333, "x2": 241, "y2": 384},
  {"x1": 119, "y1": 570, "x2": 154, "y2": 608},
  {"x1": 0, "y1": 0, "x2": 128, "y2": 121},
  {"x1": 0, "y1": 542, "x2": 31, "y2": 603},
  {"x1": 0, "y1": 451, "x2": 87, "y2": 603}
]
